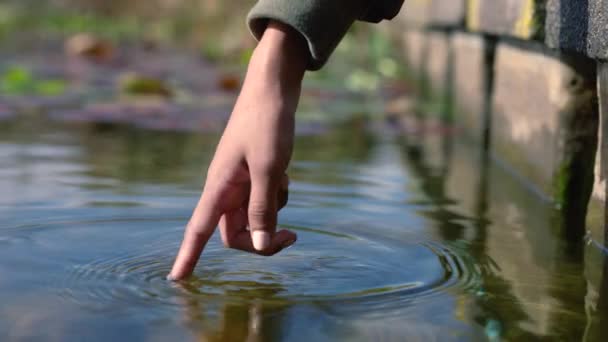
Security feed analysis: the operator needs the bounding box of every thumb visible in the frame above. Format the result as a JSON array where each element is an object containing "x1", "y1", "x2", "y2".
[{"x1": 248, "y1": 173, "x2": 279, "y2": 252}]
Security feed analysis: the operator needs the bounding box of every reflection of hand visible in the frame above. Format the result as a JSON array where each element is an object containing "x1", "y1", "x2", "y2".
[
  {"x1": 169, "y1": 21, "x2": 309, "y2": 281},
  {"x1": 178, "y1": 293, "x2": 268, "y2": 342}
]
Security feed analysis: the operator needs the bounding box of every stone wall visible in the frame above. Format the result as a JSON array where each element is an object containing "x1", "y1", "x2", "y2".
[{"x1": 390, "y1": 1, "x2": 607, "y2": 248}]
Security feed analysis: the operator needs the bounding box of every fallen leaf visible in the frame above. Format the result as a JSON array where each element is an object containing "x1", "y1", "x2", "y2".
[
  {"x1": 118, "y1": 72, "x2": 173, "y2": 97},
  {"x1": 65, "y1": 33, "x2": 115, "y2": 62},
  {"x1": 217, "y1": 75, "x2": 240, "y2": 92}
]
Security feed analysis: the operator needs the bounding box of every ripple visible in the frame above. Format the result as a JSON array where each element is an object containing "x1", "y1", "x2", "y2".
[
  {"x1": 57, "y1": 218, "x2": 480, "y2": 313},
  {"x1": 0, "y1": 234, "x2": 32, "y2": 246}
]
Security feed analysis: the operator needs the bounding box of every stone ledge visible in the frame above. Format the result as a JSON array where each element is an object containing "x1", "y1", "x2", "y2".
[
  {"x1": 430, "y1": 0, "x2": 466, "y2": 27},
  {"x1": 545, "y1": 0, "x2": 608, "y2": 60},
  {"x1": 397, "y1": 0, "x2": 466, "y2": 28}
]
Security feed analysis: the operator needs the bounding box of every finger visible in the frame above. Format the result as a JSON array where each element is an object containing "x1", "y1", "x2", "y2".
[
  {"x1": 278, "y1": 174, "x2": 289, "y2": 210},
  {"x1": 168, "y1": 191, "x2": 222, "y2": 281},
  {"x1": 225, "y1": 228, "x2": 297, "y2": 256},
  {"x1": 248, "y1": 173, "x2": 279, "y2": 252},
  {"x1": 219, "y1": 208, "x2": 247, "y2": 248},
  {"x1": 247, "y1": 302, "x2": 263, "y2": 341}
]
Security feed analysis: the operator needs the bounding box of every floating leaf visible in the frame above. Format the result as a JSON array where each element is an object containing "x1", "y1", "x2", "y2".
[
  {"x1": 217, "y1": 75, "x2": 240, "y2": 92},
  {"x1": 1, "y1": 66, "x2": 32, "y2": 93},
  {"x1": 35, "y1": 80, "x2": 66, "y2": 96},
  {"x1": 65, "y1": 33, "x2": 114, "y2": 62},
  {"x1": 119, "y1": 72, "x2": 173, "y2": 97}
]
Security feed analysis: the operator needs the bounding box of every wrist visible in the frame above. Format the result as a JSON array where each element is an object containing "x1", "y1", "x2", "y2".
[{"x1": 248, "y1": 21, "x2": 308, "y2": 87}]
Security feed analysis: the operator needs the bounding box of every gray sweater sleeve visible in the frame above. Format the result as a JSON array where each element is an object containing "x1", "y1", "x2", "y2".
[{"x1": 247, "y1": 0, "x2": 404, "y2": 71}]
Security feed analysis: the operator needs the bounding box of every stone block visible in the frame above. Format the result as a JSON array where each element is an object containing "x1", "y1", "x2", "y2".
[
  {"x1": 429, "y1": 0, "x2": 466, "y2": 26},
  {"x1": 424, "y1": 31, "x2": 451, "y2": 97},
  {"x1": 467, "y1": 0, "x2": 544, "y2": 40},
  {"x1": 401, "y1": 30, "x2": 428, "y2": 80},
  {"x1": 452, "y1": 33, "x2": 489, "y2": 142},
  {"x1": 398, "y1": 0, "x2": 432, "y2": 27},
  {"x1": 491, "y1": 41, "x2": 598, "y2": 228},
  {"x1": 546, "y1": 0, "x2": 608, "y2": 60},
  {"x1": 397, "y1": 0, "x2": 466, "y2": 28}
]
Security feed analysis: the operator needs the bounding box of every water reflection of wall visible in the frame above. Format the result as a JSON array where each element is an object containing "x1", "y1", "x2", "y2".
[
  {"x1": 398, "y1": 124, "x2": 601, "y2": 340},
  {"x1": 590, "y1": 62, "x2": 608, "y2": 251}
]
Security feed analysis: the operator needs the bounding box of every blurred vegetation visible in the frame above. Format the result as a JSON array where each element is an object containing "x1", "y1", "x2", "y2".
[
  {"x1": 1, "y1": 66, "x2": 66, "y2": 96},
  {"x1": 0, "y1": 1, "x2": 256, "y2": 64},
  {"x1": 0, "y1": 0, "x2": 404, "y2": 83},
  {"x1": 0, "y1": 2, "x2": 142, "y2": 41},
  {"x1": 0, "y1": 0, "x2": 408, "y2": 129}
]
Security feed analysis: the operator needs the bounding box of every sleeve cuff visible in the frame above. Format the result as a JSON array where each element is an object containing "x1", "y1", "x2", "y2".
[{"x1": 247, "y1": 0, "x2": 367, "y2": 71}]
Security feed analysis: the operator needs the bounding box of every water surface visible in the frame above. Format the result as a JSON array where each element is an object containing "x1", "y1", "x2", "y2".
[{"x1": 1, "y1": 116, "x2": 607, "y2": 341}]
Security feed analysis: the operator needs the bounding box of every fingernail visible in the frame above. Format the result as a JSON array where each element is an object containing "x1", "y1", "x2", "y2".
[
  {"x1": 252, "y1": 231, "x2": 270, "y2": 251},
  {"x1": 166, "y1": 274, "x2": 176, "y2": 282}
]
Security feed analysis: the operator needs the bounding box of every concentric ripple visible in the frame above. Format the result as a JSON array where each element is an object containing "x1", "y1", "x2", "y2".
[{"x1": 57, "y1": 218, "x2": 480, "y2": 313}]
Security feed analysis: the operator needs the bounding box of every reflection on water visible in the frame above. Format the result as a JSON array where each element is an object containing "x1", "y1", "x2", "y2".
[
  {"x1": 0, "y1": 115, "x2": 607, "y2": 340},
  {"x1": 400, "y1": 121, "x2": 608, "y2": 341}
]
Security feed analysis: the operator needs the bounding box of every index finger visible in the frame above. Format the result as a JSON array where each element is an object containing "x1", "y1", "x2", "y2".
[{"x1": 168, "y1": 190, "x2": 222, "y2": 281}]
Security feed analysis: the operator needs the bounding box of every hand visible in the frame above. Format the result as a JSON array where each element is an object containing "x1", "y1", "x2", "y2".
[{"x1": 169, "y1": 21, "x2": 309, "y2": 280}]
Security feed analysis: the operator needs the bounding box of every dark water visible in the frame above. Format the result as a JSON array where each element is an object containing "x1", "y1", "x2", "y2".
[{"x1": 1, "y1": 116, "x2": 607, "y2": 341}]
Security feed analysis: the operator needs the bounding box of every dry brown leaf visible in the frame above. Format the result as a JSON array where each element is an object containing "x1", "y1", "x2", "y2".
[
  {"x1": 217, "y1": 75, "x2": 240, "y2": 92},
  {"x1": 65, "y1": 33, "x2": 115, "y2": 62}
]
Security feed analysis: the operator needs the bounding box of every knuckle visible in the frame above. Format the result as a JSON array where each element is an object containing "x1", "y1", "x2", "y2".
[
  {"x1": 252, "y1": 162, "x2": 278, "y2": 177},
  {"x1": 251, "y1": 155, "x2": 284, "y2": 176}
]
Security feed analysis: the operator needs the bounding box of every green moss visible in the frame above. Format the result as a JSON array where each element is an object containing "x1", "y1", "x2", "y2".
[
  {"x1": 552, "y1": 142, "x2": 597, "y2": 239},
  {"x1": 531, "y1": 0, "x2": 547, "y2": 40},
  {"x1": 553, "y1": 162, "x2": 570, "y2": 208},
  {"x1": 552, "y1": 79, "x2": 599, "y2": 240}
]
